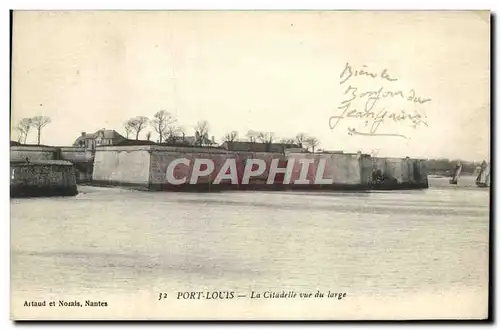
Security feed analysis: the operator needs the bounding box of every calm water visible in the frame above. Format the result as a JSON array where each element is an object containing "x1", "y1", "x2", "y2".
[{"x1": 10, "y1": 175, "x2": 490, "y2": 319}]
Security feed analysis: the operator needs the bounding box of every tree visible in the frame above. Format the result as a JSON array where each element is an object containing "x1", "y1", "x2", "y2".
[
  {"x1": 126, "y1": 116, "x2": 149, "y2": 140},
  {"x1": 195, "y1": 120, "x2": 210, "y2": 146},
  {"x1": 195, "y1": 120, "x2": 209, "y2": 136},
  {"x1": 146, "y1": 131, "x2": 152, "y2": 141},
  {"x1": 304, "y1": 136, "x2": 320, "y2": 153},
  {"x1": 31, "y1": 116, "x2": 51, "y2": 145},
  {"x1": 165, "y1": 125, "x2": 185, "y2": 144},
  {"x1": 246, "y1": 130, "x2": 259, "y2": 143},
  {"x1": 257, "y1": 132, "x2": 276, "y2": 152},
  {"x1": 257, "y1": 132, "x2": 275, "y2": 144},
  {"x1": 295, "y1": 133, "x2": 307, "y2": 148},
  {"x1": 124, "y1": 124, "x2": 132, "y2": 139},
  {"x1": 15, "y1": 127, "x2": 23, "y2": 143},
  {"x1": 153, "y1": 110, "x2": 176, "y2": 143},
  {"x1": 15, "y1": 118, "x2": 32, "y2": 144},
  {"x1": 280, "y1": 138, "x2": 295, "y2": 144},
  {"x1": 223, "y1": 131, "x2": 238, "y2": 143}
]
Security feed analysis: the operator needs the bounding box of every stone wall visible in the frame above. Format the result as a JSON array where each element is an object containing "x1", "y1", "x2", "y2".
[
  {"x1": 359, "y1": 154, "x2": 374, "y2": 185},
  {"x1": 148, "y1": 148, "x2": 286, "y2": 189},
  {"x1": 60, "y1": 147, "x2": 94, "y2": 163},
  {"x1": 286, "y1": 152, "x2": 369, "y2": 186},
  {"x1": 92, "y1": 146, "x2": 151, "y2": 186},
  {"x1": 10, "y1": 146, "x2": 57, "y2": 162},
  {"x1": 412, "y1": 159, "x2": 429, "y2": 186},
  {"x1": 372, "y1": 157, "x2": 403, "y2": 182},
  {"x1": 10, "y1": 160, "x2": 78, "y2": 197},
  {"x1": 251, "y1": 152, "x2": 287, "y2": 183},
  {"x1": 371, "y1": 157, "x2": 429, "y2": 188},
  {"x1": 60, "y1": 147, "x2": 95, "y2": 183},
  {"x1": 10, "y1": 146, "x2": 95, "y2": 183},
  {"x1": 92, "y1": 145, "x2": 429, "y2": 191},
  {"x1": 149, "y1": 148, "x2": 238, "y2": 187}
]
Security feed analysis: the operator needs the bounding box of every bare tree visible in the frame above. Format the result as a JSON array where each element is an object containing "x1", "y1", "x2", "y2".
[
  {"x1": 223, "y1": 131, "x2": 238, "y2": 143},
  {"x1": 195, "y1": 120, "x2": 209, "y2": 136},
  {"x1": 15, "y1": 127, "x2": 23, "y2": 143},
  {"x1": 246, "y1": 130, "x2": 259, "y2": 143},
  {"x1": 256, "y1": 132, "x2": 275, "y2": 152},
  {"x1": 195, "y1": 131, "x2": 210, "y2": 146},
  {"x1": 126, "y1": 116, "x2": 149, "y2": 140},
  {"x1": 257, "y1": 132, "x2": 276, "y2": 144},
  {"x1": 177, "y1": 126, "x2": 186, "y2": 142},
  {"x1": 195, "y1": 120, "x2": 210, "y2": 146},
  {"x1": 304, "y1": 136, "x2": 320, "y2": 153},
  {"x1": 165, "y1": 125, "x2": 185, "y2": 144},
  {"x1": 146, "y1": 131, "x2": 152, "y2": 141},
  {"x1": 124, "y1": 123, "x2": 132, "y2": 139},
  {"x1": 31, "y1": 116, "x2": 51, "y2": 145},
  {"x1": 279, "y1": 138, "x2": 295, "y2": 145},
  {"x1": 15, "y1": 118, "x2": 32, "y2": 144},
  {"x1": 295, "y1": 133, "x2": 307, "y2": 148},
  {"x1": 153, "y1": 110, "x2": 176, "y2": 143}
]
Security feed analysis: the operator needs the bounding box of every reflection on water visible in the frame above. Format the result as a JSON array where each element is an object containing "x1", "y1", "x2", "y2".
[{"x1": 11, "y1": 176, "x2": 489, "y2": 318}]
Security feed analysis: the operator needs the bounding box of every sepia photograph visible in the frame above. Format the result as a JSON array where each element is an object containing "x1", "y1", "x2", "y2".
[{"x1": 9, "y1": 10, "x2": 491, "y2": 320}]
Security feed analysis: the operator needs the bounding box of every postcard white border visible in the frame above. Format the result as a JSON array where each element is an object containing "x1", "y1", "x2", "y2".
[{"x1": 1, "y1": 1, "x2": 498, "y2": 329}]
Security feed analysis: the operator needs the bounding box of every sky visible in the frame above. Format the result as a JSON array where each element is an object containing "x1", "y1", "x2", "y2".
[{"x1": 11, "y1": 11, "x2": 490, "y2": 161}]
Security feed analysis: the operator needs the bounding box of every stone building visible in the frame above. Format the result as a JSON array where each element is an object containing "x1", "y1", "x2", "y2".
[{"x1": 73, "y1": 129, "x2": 126, "y2": 150}]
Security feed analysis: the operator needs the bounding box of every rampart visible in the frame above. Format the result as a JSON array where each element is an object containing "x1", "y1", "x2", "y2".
[
  {"x1": 10, "y1": 145, "x2": 94, "y2": 182},
  {"x1": 10, "y1": 160, "x2": 78, "y2": 197},
  {"x1": 10, "y1": 144, "x2": 428, "y2": 192},
  {"x1": 91, "y1": 146, "x2": 429, "y2": 191}
]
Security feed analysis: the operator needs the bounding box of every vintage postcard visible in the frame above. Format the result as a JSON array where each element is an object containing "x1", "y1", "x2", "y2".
[{"x1": 10, "y1": 10, "x2": 490, "y2": 320}]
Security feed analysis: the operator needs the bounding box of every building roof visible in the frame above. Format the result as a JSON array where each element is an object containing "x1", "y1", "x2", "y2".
[
  {"x1": 95, "y1": 129, "x2": 125, "y2": 140},
  {"x1": 74, "y1": 129, "x2": 125, "y2": 146}
]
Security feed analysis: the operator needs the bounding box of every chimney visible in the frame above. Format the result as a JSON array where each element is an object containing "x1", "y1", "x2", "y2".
[{"x1": 81, "y1": 132, "x2": 86, "y2": 136}]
